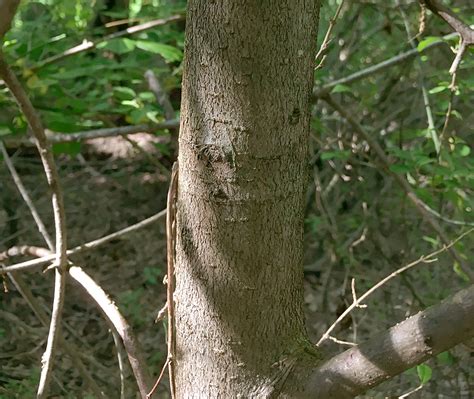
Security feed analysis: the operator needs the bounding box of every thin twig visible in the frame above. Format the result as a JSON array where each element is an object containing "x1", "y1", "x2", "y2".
[
  {"x1": 440, "y1": 72, "x2": 457, "y2": 144},
  {"x1": 397, "y1": 0, "x2": 440, "y2": 154},
  {"x1": 314, "y1": 0, "x2": 346, "y2": 69},
  {"x1": 2, "y1": 269, "x2": 106, "y2": 397},
  {"x1": 0, "y1": 208, "x2": 166, "y2": 274},
  {"x1": 317, "y1": 228, "x2": 473, "y2": 346},
  {"x1": 167, "y1": 162, "x2": 179, "y2": 398},
  {"x1": 313, "y1": 32, "x2": 458, "y2": 97},
  {"x1": 0, "y1": 49, "x2": 68, "y2": 399},
  {"x1": 2, "y1": 120, "x2": 179, "y2": 147},
  {"x1": 146, "y1": 358, "x2": 169, "y2": 399},
  {"x1": 0, "y1": 141, "x2": 54, "y2": 249},
  {"x1": 31, "y1": 15, "x2": 185, "y2": 71},
  {"x1": 322, "y1": 94, "x2": 474, "y2": 282}
]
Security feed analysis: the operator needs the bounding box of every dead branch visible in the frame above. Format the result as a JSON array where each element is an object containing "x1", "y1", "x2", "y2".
[
  {"x1": 2, "y1": 120, "x2": 179, "y2": 148},
  {"x1": 68, "y1": 265, "x2": 151, "y2": 398}
]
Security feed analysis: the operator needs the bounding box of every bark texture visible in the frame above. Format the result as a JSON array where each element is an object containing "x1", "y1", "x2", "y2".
[{"x1": 175, "y1": 1, "x2": 320, "y2": 397}]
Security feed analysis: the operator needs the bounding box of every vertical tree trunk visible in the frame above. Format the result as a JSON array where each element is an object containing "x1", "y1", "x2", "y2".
[{"x1": 175, "y1": 1, "x2": 320, "y2": 396}]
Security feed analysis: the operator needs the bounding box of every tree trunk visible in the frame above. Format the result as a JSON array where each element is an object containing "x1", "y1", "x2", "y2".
[{"x1": 175, "y1": 1, "x2": 320, "y2": 397}]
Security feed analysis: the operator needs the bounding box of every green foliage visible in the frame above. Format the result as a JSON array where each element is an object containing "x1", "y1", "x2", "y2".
[
  {"x1": 143, "y1": 265, "x2": 163, "y2": 285},
  {"x1": 118, "y1": 287, "x2": 146, "y2": 326},
  {"x1": 1, "y1": 0, "x2": 184, "y2": 154},
  {"x1": 417, "y1": 364, "x2": 433, "y2": 385},
  {"x1": 1, "y1": 368, "x2": 40, "y2": 398}
]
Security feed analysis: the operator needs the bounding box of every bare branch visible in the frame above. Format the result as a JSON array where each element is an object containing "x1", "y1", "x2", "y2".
[
  {"x1": 0, "y1": 141, "x2": 54, "y2": 249},
  {"x1": 322, "y1": 94, "x2": 474, "y2": 282},
  {"x1": 111, "y1": 330, "x2": 127, "y2": 399},
  {"x1": 317, "y1": 229, "x2": 473, "y2": 346},
  {"x1": 304, "y1": 284, "x2": 474, "y2": 398},
  {"x1": 2, "y1": 120, "x2": 179, "y2": 147},
  {"x1": 0, "y1": 50, "x2": 68, "y2": 398},
  {"x1": 314, "y1": 0, "x2": 346, "y2": 69},
  {"x1": 32, "y1": 15, "x2": 185, "y2": 71},
  {"x1": 419, "y1": 0, "x2": 474, "y2": 75},
  {"x1": 0, "y1": 209, "x2": 167, "y2": 274},
  {"x1": 2, "y1": 270, "x2": 106, "y2": 397},
  {"x1": 68, "y1": 265, "x2": 151, "y2": 398},
  {"x1": 313, "y1": 32, "x2": 458, "y2": 98},
  {"x1": 0, "y1": 0, "x2": 20, "y2": 39},
  {"x1": 144, "y1": 70, "x2": 175, "y2": 121}
]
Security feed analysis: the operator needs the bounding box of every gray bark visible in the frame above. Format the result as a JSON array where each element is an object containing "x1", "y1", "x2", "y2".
[{"x1": 175, "y1": 1, "x2": 321, "y2": 397}]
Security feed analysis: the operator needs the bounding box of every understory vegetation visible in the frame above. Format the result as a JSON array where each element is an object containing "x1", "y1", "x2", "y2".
[{"x1": 0, "y1": 0, "x2": 473, "y2": 397}]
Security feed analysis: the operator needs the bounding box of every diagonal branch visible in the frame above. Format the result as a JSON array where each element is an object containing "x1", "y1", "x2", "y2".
[
  {"x1": 304, "y1": 283, "x2": 474, "y2": 398},
  {"x1": 420, "y1": 0, "x2": 474, "y2": 44},
  {"x1": 32, "y1": 14, "x2": 185, "y2": 71},
  {"x1": 0, "y1": 209, "x2": 167, "y2": 274},
  {"x1": 419, "y1": 0, "x2": 474, "y2": 75}
]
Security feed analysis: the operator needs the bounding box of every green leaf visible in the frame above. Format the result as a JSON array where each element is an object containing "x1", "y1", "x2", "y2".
[
  {"x1": 437, "y1": 351, "x2": 455, "y2": 365},
  {"x1": 331, "y1": 84, "x2": 352, "y2": 94},
  {"x1": 429, "y1": 85, "x2": 447, "y2": 94},
  {"x1": 453, "y1": 261, "x2": 470, "y2": 282},
  {"x1": 135, "y1": 41, "x2": 183, "y2": 62},
  {"x1": 416, "y1": 364, "x2": 432, "y2": 384},
  {"x1": 52, "y1": 142, "x2": 82, "y2": 155},
  {"x1": 422, "y1": 236, "x2": 439, "y2": 246},
  {"x1": 0, "y1": 126, "x2": 12, "y2": 136},
  {"x1": 97, "y1": 38, "x2": 136, "y2": 54},
  {"x1": 458, "y1": 145, "x2": 471, "y2": 157},
  {"x1": 417, "y1": 36, "x2": 442, "y2": 52},
  {"x1": 113, "y1": 86, "x2": 136, "y2": 100},
  {"x1": 121, "y1": 99, "x2": 141, "y2": 109},
  {"x1": 389, "y1": 163, "x2": 411, "y2": 174}
]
